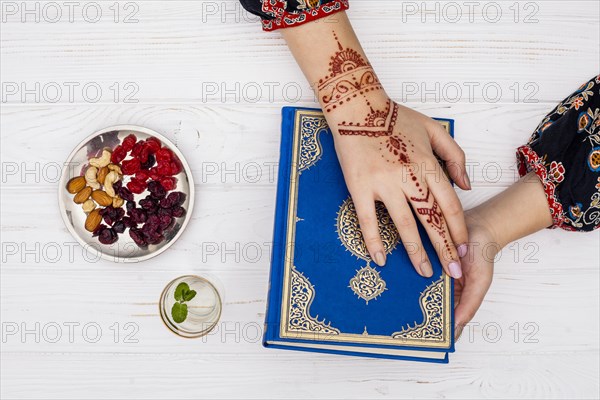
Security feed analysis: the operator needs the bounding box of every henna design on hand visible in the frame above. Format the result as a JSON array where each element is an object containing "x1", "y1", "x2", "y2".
[
  {"x1": 318, "y1": 32, "x2": 383, "y2": 113},
  {"x1": 410, "y1": 189, "x2": 444, "y2": 234},
  {"x1": 335, "y1": 98, "x2": 454, "y2": 256},
  {"x1": 319, "y1": 32, "x2": 455, "y2": 258},
  {"x1": 410, "y1": 189, "x2": 452, "y2": 255}
]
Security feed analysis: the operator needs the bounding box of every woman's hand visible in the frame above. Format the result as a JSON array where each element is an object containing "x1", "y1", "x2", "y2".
[
  {"x1": 327, "y1": 95, "x2": 470, "y2": 277},
  {"x1": 281, "y1": 12, "x2": 470, "y2": 277},
  {"x1": 454, "y1": 172, "x2": 554, "y2": 337}
]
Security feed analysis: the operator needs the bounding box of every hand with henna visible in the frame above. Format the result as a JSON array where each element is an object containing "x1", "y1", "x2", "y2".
[{"x1": 282, "y1": 13, "x2": 471, "y2": 278}]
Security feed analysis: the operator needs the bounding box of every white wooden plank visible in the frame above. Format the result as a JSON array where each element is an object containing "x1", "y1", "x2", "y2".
[
  {"x1": 1, "y1": 353, "x2": 598, "y2": 399},
  {"x1": 0, "y1": 1, "x2": 598, "y2": 105}
]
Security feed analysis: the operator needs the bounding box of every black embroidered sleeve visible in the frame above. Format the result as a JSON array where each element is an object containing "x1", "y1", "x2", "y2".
[
  {"x1": 239, "y1": 0, "x2": 349, "y2": 31},
  {"x1": 517, "y1": 75, "x2": 600, "y2": 232}
]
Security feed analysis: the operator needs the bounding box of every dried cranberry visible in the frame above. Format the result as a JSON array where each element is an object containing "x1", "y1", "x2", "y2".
[
  {"x1": 122, "y1": 216, "x2": 137, "y2": 228},
  {"x1": 103, "y1": 206, "x2": 118, "y2": 225},
  {"x1": 129, "y1": 228, "x2": 147, "y2": 247},
  {"x1": 119, "y1": 187, "x2": 134, "y2": 202},
  {"x1": 159, "y1": 176, "x2": 177, "y2": 191},
  {"x1": 139, "y1": 197, "x2": 158, "y2": 213},
  {"x1": 139, "y1": 146, "x2": 151, "y2": 164},
  {"x1": 131, "y1": 142, "x2": 144, "y2": 157},
  {"x1": 171, "y1": 206, "x2": 185, "y2": 218},
  {"x1": 145, "y1": 137, "x2": 162, "y2": 153},
  {"x1": 135, "y1": 170, "x2": 150, "y2": 182},
  {"x1": 160, "y1": 192, "x2": 184, "y2": 208},
  {"x1": 155, "y1": 148, "x2": 172, "y2": 162},
  {"x1": 146, "y1": 214, "x2": 161, "y2": 227},
  {"x1": 141, "y1": 153, "x2": 156, "y2": 170},
  {"x1": 98, "y1": 227, "x2": 118, "y2": 245},
  {"x1": 147, "y1": 180, "x2": 162, "y2": 193},
  {"x1": 122, "y1": 158, "x2": 141, "y2": 175},
  {"x1": 139, "y1": 196, "x2": 154, "y2": 209},
  {"x1": 153, "y1": 162, "x2": 168, "y2": 177},
  {"x1": 122, "y1": 134, "x2": 137, "y2": 151},
  {"x1": 111, "y1": 145, "x2": 127, "y2": 164},
  {"x1": 159, "y1": 215, "x2": 174, "y2": 230},
  {"x1": 92, "y1": 224, "x2": 108, "y2": 237},
  {"x1": 170, "y1": 160, "x2": 182, "y2": 175},
  {"x1": 129, "y1": 208, "x2": 147, "y2": 224},
  {"x1": 127, "y1": 178, "x2": 146, "y2": 194},
  {"x1": 126, "y1": 200, "x2": 136, "y2": 213},
  {"x1": 170, "y1": 192, "x2": 186, "y2": 206},
  {"x1": 144, "y1": 231, "x2": 164, "y2": 245},
  {"x1": 113, "y1": 220, "x2": 126, "y2": 234},
  {"x1": 158, "y1": 207, "x2": 173, "y2": 217}
]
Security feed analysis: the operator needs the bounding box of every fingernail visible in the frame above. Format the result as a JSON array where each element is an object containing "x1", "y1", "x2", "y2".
[
  {"x1": 449, "y1": 261, "x2": 462, "y2": 279},
  {"x1": 457, "y1": 243, "x2": 468, "y2": 258},
  {"x1": 419, "y1": 260, "x2": 433, "y2": 277},
  {"x1": 374, "y1": 251, "x2": 386, "y2": 267},
  {"x1": 463, "y1": 172, "x2": 472, "y2": 190},
  {"x1": 455, "y1": 322, "x2": 464, "y2": 340}
]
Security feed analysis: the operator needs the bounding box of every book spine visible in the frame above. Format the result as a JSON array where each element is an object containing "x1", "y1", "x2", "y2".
[{"x1": 263, "y1": 107, "x2": 295, "y2": 345}]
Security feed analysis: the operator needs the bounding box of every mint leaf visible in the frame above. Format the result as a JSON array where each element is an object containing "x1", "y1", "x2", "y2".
[
  {"x1": 171, "y1": 302, "x2": 188, "y2": 323},
  {"x1": 174, "y1": 282, "x2": 189, "y2": 302},
  {"x1": 183, "y1": 289, "x2": 196, "y2": 302}
]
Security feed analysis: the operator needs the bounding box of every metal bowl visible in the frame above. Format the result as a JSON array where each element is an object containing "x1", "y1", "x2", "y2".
[{"x1": 58, "y1": 125, "x2": 195, "y2": 263}]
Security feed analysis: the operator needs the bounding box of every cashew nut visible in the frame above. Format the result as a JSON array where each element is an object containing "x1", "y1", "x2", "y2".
[
  {"x1": 104, "y1": 171, "x2": 120, "y2": 197},
  {"x1": 82, "y1": 199, "x2": 96, "y2": 213},
  {"x1": 107, "y1": 163, "x2": 122, "y2": 175},
  {"x1": 89, "y1": 149, "x2": 111, "y2": 168},
  {"x1": 84, "y1": 166, "x2": 101, "y2": 190},
  {"x1": 112, "y1": 196, "x2": 124, "y2": 208}
]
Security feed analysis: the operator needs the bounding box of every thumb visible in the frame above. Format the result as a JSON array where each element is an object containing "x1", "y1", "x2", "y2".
[
  {"x1": 454, "y1": 278, "x2": 490, "y2": 340},
  {"x1": 427, "y1": 122, "x2": 471, "y2": 191}
]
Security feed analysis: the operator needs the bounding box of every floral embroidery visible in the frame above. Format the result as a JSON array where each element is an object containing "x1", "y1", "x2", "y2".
[
  {"x1": 588, "y1": 147, "x2": 600, "y2": 172},
  {"x1": 578, "y1": 111, "x2": 593, "y2": 132},
  {"x1": 517, "y1": 75, "x2": 600, "y2": 232},
  {"x1": 549, "y1": 161, "x2": 565, "y2": 183},
  {"x1": 572, "y1": 97, "x2": 584, "y2": 110},
  {"x1": 517, "y1": 146, "x2": 566, "y2": 229},
  {"x1": 260, "y1": 0, "x2": 349, "y2": 31},
  {"x1": 569, "y1": 203, "x2": 583, "y2": 219}
]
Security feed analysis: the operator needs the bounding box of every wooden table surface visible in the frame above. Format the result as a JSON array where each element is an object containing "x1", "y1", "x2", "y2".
[{"x1": 1, "y1": 1, "x2": 599, "y2": 398}]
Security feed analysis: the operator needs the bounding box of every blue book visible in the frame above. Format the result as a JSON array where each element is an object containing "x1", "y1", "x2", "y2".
[{"x1": 264, "y1": 107, "x2": 455, "y2": 363}]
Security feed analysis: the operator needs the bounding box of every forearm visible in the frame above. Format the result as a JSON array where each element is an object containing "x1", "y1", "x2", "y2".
[
  {"x1": 281, "y1": 12, "x2": 388, "y2": 125},
  {"x1": 470, "y1": 172, "x2": 553, "y2": 249}
]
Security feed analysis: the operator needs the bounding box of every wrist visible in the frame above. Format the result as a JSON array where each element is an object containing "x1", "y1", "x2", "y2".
[{"x1": 321, "y1": 89, "x2": 390, "y2": 129}]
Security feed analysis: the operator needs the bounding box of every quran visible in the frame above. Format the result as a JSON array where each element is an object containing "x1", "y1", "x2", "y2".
[{"x1": 263, "y1": 107, "x2": 455, "y2": 363}]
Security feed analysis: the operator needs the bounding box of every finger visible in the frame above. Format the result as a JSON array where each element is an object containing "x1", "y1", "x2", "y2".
[
  {"x1": 406, "y1": 181, "x2": 462, "y2": 279},
  {"x1": 454, "y1": 275, "x2": 492, "y2": 340},
  {"x1": 427, "y1": 121, "x2": 471, "y2": 190},
  {"x1": 426, "y1": 163, "x2": 469, "y2": 257},
  {"x1": 352, "y1": 195, "x2": 387, "y2": 267},
  {"x1": 382, "y1": 195, "x2": 432, "y2": 277}
]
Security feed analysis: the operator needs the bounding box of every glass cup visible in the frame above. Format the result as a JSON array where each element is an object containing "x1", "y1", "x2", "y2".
[{"x1": 159, "y1": 275, "x2": 222, "y2": 338}]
